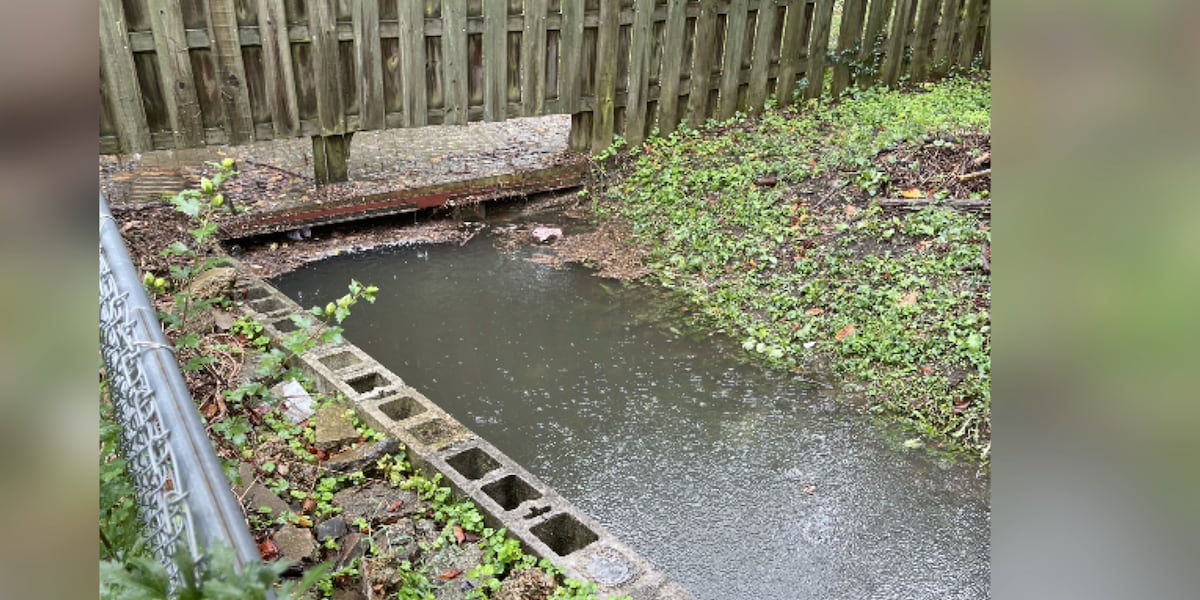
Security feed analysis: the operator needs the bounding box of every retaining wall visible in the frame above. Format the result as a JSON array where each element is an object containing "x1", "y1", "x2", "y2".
[{"x1": 238, "y1": 277, "x2": 693, "y2": 599}]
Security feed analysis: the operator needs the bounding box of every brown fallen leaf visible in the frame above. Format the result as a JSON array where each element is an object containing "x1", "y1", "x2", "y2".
[
  {"x1": 302, "y1": 497, "x2": 317, "y2": 514},
  {"x1": 835, "y1": 324, "x2": 857, "y2": 342},
  {"x1": 387, "y1": 500, "x2": 405, "y2": 513},
  {"x1": 805, "y1": 308, "x2": 824, "y2": 316},
  {"x1": 258, "y1": 538, "x2": 279, "y2": 561},
  {"x1": 898, "y1": 291, "x2": 918, "y2": 308},
  {"x1": 437, "y1": 569, "x2": 463, "y2": 581},
  {"x1": 920, "y1": 366, "x2": 935, "y2": 376},
  {"x1": 845, "y1": 205, "x2": 859, "y2": 217},
  {"x1": 453, "y1": 525, "x2": 465, "y2": 545},
  {"x1": 901, "y1": 188, "x2": 925, "y2": 199}
]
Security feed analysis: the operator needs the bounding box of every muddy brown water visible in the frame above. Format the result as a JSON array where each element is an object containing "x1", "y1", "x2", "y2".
[{"x1": 272, "y1": 229, "x2": 990, "y2": 600}]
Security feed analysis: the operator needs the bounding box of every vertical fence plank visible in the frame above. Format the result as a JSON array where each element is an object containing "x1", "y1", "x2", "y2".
[
  {"x1": 881, "y1": 0, "x2": 916, "y2": 86},
  {"x1": 930, "y1": 0, "x2": 960, "y2": 76},
  {"x1": 591, "y1": 0, "x2": 620, "y2": 149},
  {"x1": 746, "y1": 0, "x2": 779, "y2": 113},
  {"x1": 653, "y1": 0, "x2": 688, "y2": 133},
  {"x1": 907, "y1": 0, "x2": 942, "y2": 81},
  {"x1": 206, "y1": 0, "x2": 255, "y2": 143},
  {"x1": 623, "y1": 0, "x2": 655, "y2": 144},
  {"x1": 520, "y1": 0, "x2": 548, "y2": 116},
  {"x1": 484, "y1": 0, "x2": 508, "y2": 120},
  {"x1": 308, "y1": 0, "x2": 345, "y2": 134},
  {"x1": 857, "y1": 0, "x2": 892, "y2": 87},
  {"x1": 717, "y1": 0, "x2": 750, "y2": 119},
  {"x1": 804, "y1": 0, "x2": 834, "y2": 99},
  {"x1": 687, "y1": 0, "x2": 719, "y2": 126},
  {"x1": 353, "y1": 0, "x2": 386, "y2": 129},
  {"x1": 149, "y1": 0, "x2": 205, "y2": 147},
  {"x1": 100, "y1": 0, "x2": 152, "y2": 152},
  {"x1": 399, "y1": 0, "x2": 428, "y2": 126},
  {"x1": 256, "y1": 0, "x2": 300, "y2": 136},
  {"x1": 981, "y1": 10, "x2": 990, "y2": 69},
  {"x1": 559, "y1": 0, "x2": 584, "y2": 113},
  {"x1": 956, "y1": 0, "x2": 984, "y2": 68},
  {"x1": 830, "y1": 0, "x2": 867, "y2": 97},
  {"x1": 775, "y1": 0, "x2": 808, "y2": 106},
  {"x1": 442, "y1": 0, "x2": 469, "y2": 124}
]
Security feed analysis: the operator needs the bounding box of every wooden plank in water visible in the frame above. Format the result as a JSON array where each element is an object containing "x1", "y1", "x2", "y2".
[
  {"x1": 149, "y1": 0, "x2": 205, "y2": 147},
  {"x1": 206, "y1": 0, "x2": 255, "y2": 144},
  {"x1": 353, "y1": 0, "x2": 386, "y2": 130},
  {"x1": 687, "y1": 0, "x2": 720, "y2": 126},
  {"x1": 100, "y1": 0, "x2": 151, "y2": 152},
  {"x1": 442, "y1": 0, "x2": 470, "y2": 124},
  {"x1": 653, "y1": 0, "x2": 688, "y2": 133},
  {"x1": 256, "y1": 0, "x2": 301, "y2": 137},
  {"x1": 220, "y1": 159, "x2": 590, "y2": 238}
]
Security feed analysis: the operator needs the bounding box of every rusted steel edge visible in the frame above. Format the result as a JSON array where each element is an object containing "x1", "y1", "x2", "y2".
[{"x1": 220, "y1": 160, "x2": 587, "y2": 239}]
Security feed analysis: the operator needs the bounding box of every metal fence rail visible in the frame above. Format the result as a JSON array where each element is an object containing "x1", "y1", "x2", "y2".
[{"x1": 99, "y1": 194, "x2": 260, "y2": 591}]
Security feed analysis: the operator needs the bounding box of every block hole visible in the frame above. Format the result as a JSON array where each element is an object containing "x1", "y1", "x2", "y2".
[
  {"x1": 406, "y1": 419, "x2": 455, "y2": 446},
  {"x1": 379, "y1": 395, "x2": 427, "y2": 422},
  {"x1": 347, "y1": 372, "x2": 387, "y2": 395},
  {"x1": 243, "y1": 285, "x2": 271, "y2": 301},
  {"x1": 251, "y1": 296, "x2": 287, "y2": 313},
  {"x1": 530, "y1": 513, "x2": 598, "y2": 557},
  {"x1": 320, "y1": 350, "x2": 361, "y2": 371},
  {"x1": 445, "y1": 447, "x2": 500, "y2": 481},
  {"x1": 482, "y1": 474, "x2": 541, "y2": 511},
  {"x1": 271, "y1": 317, "x2": 299, "y2": 333}
]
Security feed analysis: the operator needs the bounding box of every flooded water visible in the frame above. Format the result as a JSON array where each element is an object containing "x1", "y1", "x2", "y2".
[{"x1": 273, "y1": 234, "x2": 990, "y2": 600}]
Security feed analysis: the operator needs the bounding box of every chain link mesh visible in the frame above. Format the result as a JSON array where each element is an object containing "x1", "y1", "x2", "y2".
[{"x1": 100, "y1": 221, "x2": 196, "y2": 589}]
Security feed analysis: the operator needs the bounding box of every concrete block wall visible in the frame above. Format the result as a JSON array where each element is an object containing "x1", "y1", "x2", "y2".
[{"x1": 238, "y1": 277, "x2": 693, "y2": 600}]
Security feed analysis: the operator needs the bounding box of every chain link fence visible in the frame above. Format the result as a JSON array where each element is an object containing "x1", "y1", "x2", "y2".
[{"x1": 100, "y1": 194, "x2": 260, "y2": 592}]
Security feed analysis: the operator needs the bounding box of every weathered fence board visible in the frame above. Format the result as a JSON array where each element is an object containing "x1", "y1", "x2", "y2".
[
  {"x1": 100, "y1": 0, "x2": 152, "y2": 152},
  {"x1": 805, "y1": 0, "x2": 835, "y2": 99},
  {"x1": 830, "y1": 0, "x2": 867, "y2": 98},
  {"x1": 908, "y1": 0, "x2": 943, "y2": 81},
  {"x1": 100, "y1": 0, "x2": 990, "y2": 156}
]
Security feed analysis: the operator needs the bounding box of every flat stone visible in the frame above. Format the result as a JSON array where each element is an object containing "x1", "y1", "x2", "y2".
[
  {"x1": 316, "y1": 517, "x2": 349, "y2": 543},
  {"x1": 325, "y1": 438, "x2": 401, "y2": 474},
  {"x1": 273, "y1": 379, "x2": 316, "y2": 424},
  {"x1": 334, "y1": 532, "x2": 369, "y2": 571},
  {"x1": 185, "y1": 266, "x2": 237, "y2": 300},
  {"x1": 272, "y1": 525, "x2": 317, "y2": 564},
  {"x1": 494, "y1": 568, "x2": 556, "y2": 600},
  {"x1": 531, "y1": 226, "x2": 562, "y2": 244},
  {"x1": 420, "y1": 540, "x2": 485, "y2": 600},
  {"x1": 314, "y1": 405, "x2": 360, "y2": 452},
  {"x1": 332, "y1": 589, "x2": 367, "y2": 600},
  {"x1": 332, "y1": 481, "x2": 420, "y2": 522}
]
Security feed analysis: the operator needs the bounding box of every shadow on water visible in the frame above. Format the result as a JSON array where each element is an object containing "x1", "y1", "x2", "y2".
[{"x1": 272, "y1": 234, "x2": 990, "y2": 600}]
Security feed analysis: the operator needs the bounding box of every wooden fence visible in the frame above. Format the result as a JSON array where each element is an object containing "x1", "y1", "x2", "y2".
[{"x1": 100, "y1": 0, "x2": 989, "y2": 158}]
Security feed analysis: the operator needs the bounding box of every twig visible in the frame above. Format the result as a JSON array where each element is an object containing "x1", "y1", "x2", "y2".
[
  {"x1": 876, "y1": 198, "x2": 990, "y2": 213},
  {"x1": 970, "y1": 151, "x2": 991, "y2": 167},
  {"x1": 957, "y1": 168, "x2": 991, "y2": 182}
]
